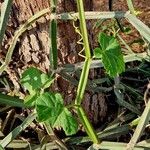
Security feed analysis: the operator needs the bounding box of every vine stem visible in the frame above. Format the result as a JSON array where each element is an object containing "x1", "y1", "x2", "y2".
[
  {"x1": 76, "y1": 0, "x2": 91, "y2": 58},
  {"x1": 75, "y1": 0, "x2": 99, "y2": 144}
]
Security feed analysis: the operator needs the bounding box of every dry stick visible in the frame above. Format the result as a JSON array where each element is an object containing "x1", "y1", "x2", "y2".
[
  {"x1": 44, "y1": 122, "x2": 68, "y2": 150},
  {"x1": 55, "y1": 52, "x2": 149, "y2": 74}
]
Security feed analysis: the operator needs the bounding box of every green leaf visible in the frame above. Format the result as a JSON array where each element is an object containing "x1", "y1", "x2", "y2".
[
  {"x1": 0, "y1": 113, "x2": 36, "y2": 148},
  {"x1": 21, "y1": 67, "x2": 42, "y2": 94},
  {"x1": 96, "y1": 33, "x2": 125, "y2": 77},
  {"x1": 24, "y1": 94, "x2": 38, "y2": 107},
  {"x1": 36, "y1": 92, "x2": 78, "y2": 135},
  {"x1": 41, "y1": 73, "x2": 54, "y2": 90},
  {"x1": 0, "y1": 144, "x2": 4, "y2": 150},
  {"x1": 98, "y1": 33, "x2": 112, "y2": 50},
  {"x1": 48, "y1": 108, "x2": 78, "y2": 135},
  {"x1": 21, "y1": 67, "x2": 54, "y2": 94},
  {"x1": 93, "y1": 48, "x2": 102, "y2": 58},
  {"x1": 36, "y1": 92, "x2": 63, "y2": 122}
]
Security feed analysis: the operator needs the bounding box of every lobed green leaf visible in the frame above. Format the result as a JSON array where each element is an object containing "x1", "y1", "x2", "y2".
[
  {"x1": 21, "y1": 67, "x2": 54, "y2": 95},
  {"x1": 36, "y1": 92, "x2": 63, "y2": 122},
  {"x1": 36, "y1": 92, "x2": 78, "y2": 135},
  {"x1": 94, "y1": 33, "x2": 125, "y2": 77},
  {"x1": 48, "y1": 107, "x2": 78, "y2": 135},
  {"x1": 21, "y1": 67, "x2": 42, "y2": 94}
]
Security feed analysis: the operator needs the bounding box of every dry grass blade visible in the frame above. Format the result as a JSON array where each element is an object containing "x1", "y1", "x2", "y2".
[
  {"x1": 0, "y1": 8, "x2": 50, "y2": 75},
  {"x1": 31, "y1": 142, "x2": 64, "y2": 150},
  {"x1": 88, "y1": 141, "x2": 150, "y2": 150},
  {"x1": 56, "y1": 52, "x2": 149, "y2": 74},
  {"x1": 0, "y1": 0, "x2": 13, "y2": 48},
  {"x1": 125, "y1": 13, "x2": 150, "y2": 42},
  {"x1": 0, "y1": 140, "x2": 30, "y2": 149},
  {"x1": 126, "y1": 0, "x2": 135, "y2": 15},
  {"x1": 0, "y1": 113, "x2": 36, "y2": 148},
  {"x1": 126, "y1": 99, "x2": 150, "y2": 150},
  {"x1": 56, "y1": 11, "x2": 128, "y2": 20}
]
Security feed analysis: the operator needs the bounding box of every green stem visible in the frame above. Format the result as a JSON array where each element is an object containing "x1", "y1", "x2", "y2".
[
  {"x1": 77, "y1": 107, "x2": 99, "y2": 144},
  {"x1": 49, "y1": 0, "x2": 58, "y2": 70},
  {"x1": 75, "y1": 0, "x2": 99, "y2": 144},
  {"x1": 75, "y1": 58, "x2": 91, "y2": 105},
  {"x1": 76, "y1": 0, "x2": 91, "y2": 58}
]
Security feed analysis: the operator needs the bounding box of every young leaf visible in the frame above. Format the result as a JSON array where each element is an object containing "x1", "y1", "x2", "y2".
[
  {"x1": 36, "y1": 92, "x2": 64, "y2": 122},
  {"x1": 21, "y1": 67, "x2": 42, "y2": 94},
  {"x1": 36, "y1": 92, "x2": 78, "y2": 135},
  {"x1": 41, "y1": 73, "x2": 54, "y2": 90},
  {"x1": 24, "y1": 94, "x2": 38, "y2": 107},
  {"x1": 21, "y1": 67, "x2": 54, "y2": 94},
  {"x1": 48, "y1": 108, "x2": 78, "y2": 136},
  {"x1": 94, "y1": 33, "x2": 125, "y2": 77},
  {"x1": 93, "y1": 48, "x2": 102, "y2": 59}
]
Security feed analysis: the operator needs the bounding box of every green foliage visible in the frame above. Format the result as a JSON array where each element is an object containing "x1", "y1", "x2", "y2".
[
  {"x1": 21, "y1": 67, "x2": 54, "y2": 95},
  {"x1": 47, "y1": 107, "x2": 78, "y2": 135},
  {"x1": 21, "y1": 67, "x2": 78, "y2": 135},
  {"x1": 36, "y1": 92, "x2": 64, "y2": 122},
  {"x1": 24, "y1": 94, "x2": 38, "y2": 107},
  {"x1": 21, "y1": 67, "x2": 42, "y2": 94},
  {"x1": 1, "y1": 0, "x2": 150, "y2": 148},
  {"x1": 94, "y1": 33, "x2": 125, "y2": 77}
]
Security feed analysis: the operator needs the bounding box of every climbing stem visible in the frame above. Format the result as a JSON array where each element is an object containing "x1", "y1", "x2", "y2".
[
  {"x1": 77, "y1": 106, "x2": 100, "y2": 144},
  {"x1": 76, "y1": 0, "x2": 91, "y2": 58},
  {"x1": 75, "y1": 58, "x2": 91, "y2": 105},
  {"x1": 75, "y1": 0, "x2": 99, "y2": 144}
]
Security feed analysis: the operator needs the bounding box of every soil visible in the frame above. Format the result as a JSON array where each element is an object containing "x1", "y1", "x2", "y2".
[{"x1": 0, "y1": 0, "x2": 150, "y2": 149}]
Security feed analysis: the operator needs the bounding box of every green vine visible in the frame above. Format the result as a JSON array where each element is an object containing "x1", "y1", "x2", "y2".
[{"x1": 74, "y1": 0, "x2": 99, "y2": 144}]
